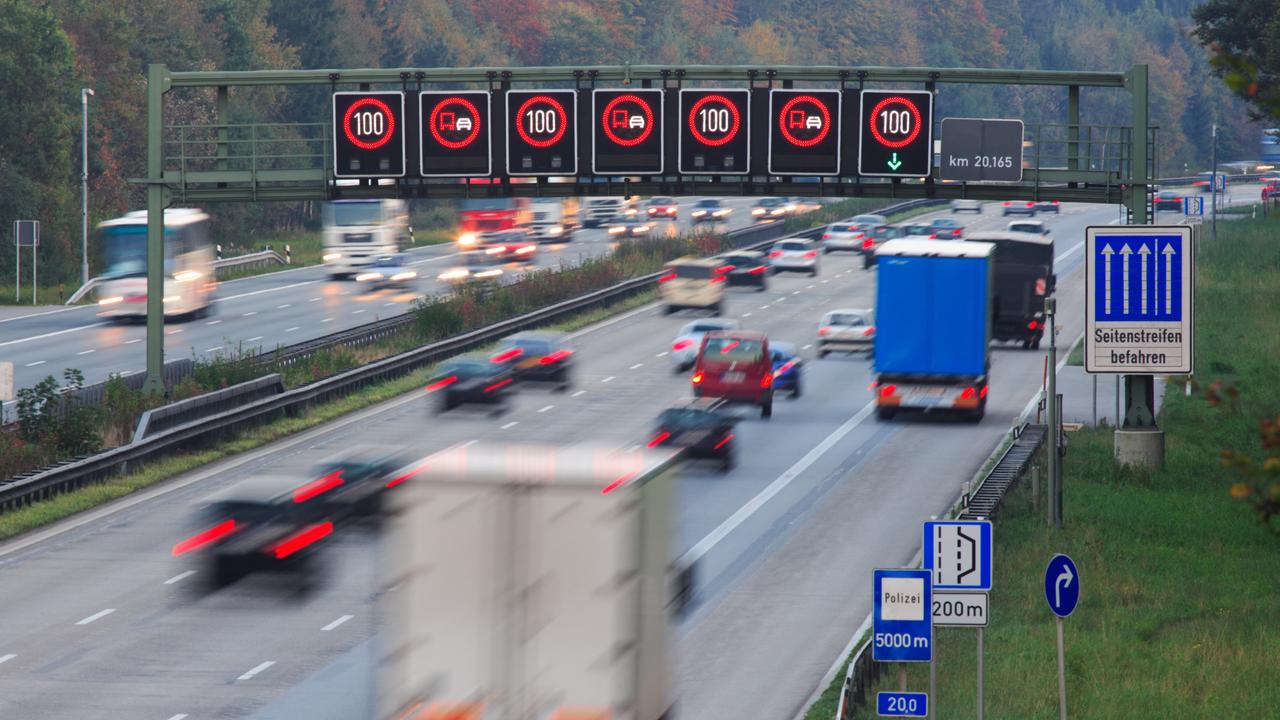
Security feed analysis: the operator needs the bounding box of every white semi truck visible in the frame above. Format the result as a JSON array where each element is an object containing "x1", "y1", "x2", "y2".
[
  {"x1": 321, "y1": 199, "x2": 411, "y2": 279},
  {"x1": 528, "y1": 197, "x2": 580, "y2": 242}
]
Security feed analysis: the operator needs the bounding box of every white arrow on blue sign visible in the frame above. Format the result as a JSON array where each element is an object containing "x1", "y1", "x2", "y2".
[
  {"x1": 872, "y1": 568, "x2": 933, "y2": 662},
  {"x1": 1044, "y1": 553, "x2": 1080, "y2": 617}
]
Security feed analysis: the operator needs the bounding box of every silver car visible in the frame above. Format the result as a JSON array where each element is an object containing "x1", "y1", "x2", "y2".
[
  {"x1": 817, "y1": 309, "x2": 875, "y2": 357},
  {"x1": 821, "y1": 222, "x2": 867, "y2": 253},
  {"x1": 768, "y1": 238, "x2": 820, "y2": 276},
  {"x1": 670, "y1": 319, "x2": 740, "y2": 371},
  {"x1": 951, "y1": 198, "x2": 983, "y2": 213}
]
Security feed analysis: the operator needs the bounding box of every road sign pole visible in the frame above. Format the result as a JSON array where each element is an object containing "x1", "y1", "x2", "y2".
[
  {"x1": 899, "y1": 663, "x2": 907, "y2": 692},
  {"x1": 1046, "y1": 297, "x2": 1058, "y2": 528},
  {"x1": 1056, "y1": 617, "x2": 1068, "y2": 720},
  {"x1": 928, "y1": 635, "x2": 936, "y2": 720},
  {"x1": 32, "y1": 241, "x2": 36, "y2": 305},
  {"x1": 143, "y1": 63, "x2": 167, "y2": 397},
  {"x1": 1210, "y1": 124, "x2": 1218, "y2": 242},
  {"x1": 977, "y1": 626, "x2": 985, "y2": 720}
]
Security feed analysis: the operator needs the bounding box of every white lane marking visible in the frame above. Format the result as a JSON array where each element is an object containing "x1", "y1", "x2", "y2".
[
  {"x1": 802, "y1": 344, "x2": 812, "y2": 350},
  {"x1": 537, "y1": 405, "x2": 554, "y2": 413},
  {"x1": 237, "y1": 661, "x2": 275, "y2": 681},
  {"x1": 166, "y1": 715, "x2": 189, "y2": 720},
  {"x1": 243, "y1": 311, "x2": 258, "y2": 317},
  {"x1": 792, "y1": 290, "x2": 801, "y2": 295},
  {"x1": 322, "y1": 318, "x2": 334, "y2": 323},
  {"x1": 285, "y1": 326, "x2": 300, "y2": 332},
  {"x1": 75, "y1": 608, "x2": 115, "y2": 626},
  {"x1": 572, "y1": 390, "x2": 586, "y2": 397},
  {"x1": 309, "y1": 297, "x2": 321, "y2": 302},
  {"x1": 204, "y1": 346, "x2": 221, "y2": 353},
  {"x1": 630, "y1": 363, "x2": 644, "y2": 369},
  {"x1": 352, "y1": 309, "x2": 365, "y2": 315},
  {"x1": 206, "y1": 319, "x2": 222, "y2": 325},
  {"x1": 743, "y1": 312, "x2": 752, "y2": 317},
  {"x1": 218, "y1": 279, "x2": 316, "y2": 303},
  {"x1": 0, "y1": 321, "x2": 110, "y2": 349},
  {"x1": 76, "y1": 349, "x2": 95, "y2": 355},
  {"x1": 656, "y1": 351, "x2": 668, "y2": 358},
  {"x1": 807, "y1": 284, "x2": 816, "y2": 289},
  {"x1": 277, "y1": 304, "x2": 291, "y2": 309},
  {"x1": 124, "y1": 338, "x2": 141, "y2": 344},
  {"x1": 564, "y1": 300, "x2": 658, "y2": 340},
  {"x1": 164, "y1": 570, "x2": 196, "y2": 585},
  {"x1": 408, "y1": 251, "x2": 464, "y2": 266},
  {"x1": 118, "y1": 370, "x2": 135, "y2": 377},
  {"x1": 500, "y1": 421, "x2": 518, "y2": 430},
  {"x1": 1054, "y1": 239, "x2": 1085, "y2": 263},
  {"x1": 0, "y1": 303, "x2": 93, "y2": 324},
  {"x1": 246, "y1": 336, "x2": 263, "y2": 343},
  {"x1": 166, "y1": 328, "x2": 183, "y2": 335},
  {"x1": 321, "y1": 614, "x2": 354, "y2": 632},
  {"x1": 685, "y1": 401, "x2": 876, "y2": 561},
  {"x1": 0, "y1": 654, "x2": 16, "y2": 665},
  {"x1": 601, "y1": 376, "x2": 615, "y2": 383},
  {"x1": 384, "y1": 302, "x2": 397, "y2": 307},
  {"x1": 759, "y1": 305, "x2": 770, "y2": 310},
  {"x1": 340, "y1": 290, "x2": 351, "y2": 296},
  {"x1": 821, "y1": 280, "x2": 829, "y2": 284},
  {"x1": 24, "y1": 361, "x2": 45, "y2": 367}
]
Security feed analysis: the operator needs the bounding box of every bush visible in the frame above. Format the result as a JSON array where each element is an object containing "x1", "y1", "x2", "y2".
[{"x1": 15, "y1": 368, "x2": 101, "y2": 457}]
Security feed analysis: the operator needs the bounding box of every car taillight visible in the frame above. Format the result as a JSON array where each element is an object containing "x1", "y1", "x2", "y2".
[
  {"x1": 1052, "y1": 200, "x2": 1060, "y2": 205},
  {"x1": 862, "y1": 326, "x2": 875, "y2": 336},
  {"x1": 491, "y1": 348, "x2": 523, "y2": 363},
  {"x1": 540, "y1": 349, "x2": 573, "y2": 364},
  {"x1": 716, "y1": 265, "x2": 735, "y2": 274},
  {"x1": 270, "y1": 521, "x2": 334, "y2": 560},
  {"x1": 822, "y1": 233, "x2": 831, "y2": 239},
  {"x1": 818, "y1": 327, "x2": 830, "y2": 336},
  {"x1": 879, "y1": 384, "x2": 897, "y2": 397},
  {"x1": 673, "y1": 339, "x2": 693, "y2": 351},
  {"x1": 952, "y1": 229, "x2": 961, "y2": 237},
  {"x1": 710, "y1": 275, "x2": 726, "y2": 284},
  {"x1": 691, "y1": 372, "x2": 704, "y2": 385},
  {"x1": 769, "y1": 250, "x2": 783, "y2": 258},
  {"x1": 647, "y1": 430, "x2": 671, "y2": 448},
  {"x1": 1002, "y1": 201, "x2": 1012, "y2": 206},
  {"x1": 960, "y1": 386, "x2": 977, "y2": 400},
  {"x1": 171, "y1": 519, "x2": 237, "y2": 556},
  {"x1": 1028, "y1": 320, "x2": 1039, "y2": 330},
  {"x1": 425, "y1": 375, "x2": 457, "y2": 392},
  {"x1": 293, "y1": 470, "x2": 344, "y2": 503},
  {"x1": 483, "y1": 378, "x2": 513, "y2": 393},
  {"x1": 713, "y1": 433, "x2": 734, "y2": 450},
  {"x1": 804, "y1": 251, "x2": 818, "y2": 258},
  {"x1": 929, "y1": 234, "x2": 938, "y2": 239},
  {"x1": 748, "y1": 266, "x2": 767, "y2": 275},
  {"x1": 980, "y1": 385, "x2": 989, "y2": 399},
  {"x1": 1025, "y1": 201, "x2": 1035, "y2": 207},
  {"x1": 761, "y1": 373, "x2": 773, "y2": 388},
  {"x1": 862, "y1": 238, "x2": 874, "y2": 250},
  {"x1": 658, "y1": 272, "x2": 677, "y2": 283}
]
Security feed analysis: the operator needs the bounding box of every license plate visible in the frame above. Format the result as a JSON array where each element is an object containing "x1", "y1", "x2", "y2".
[{"x1": 722, "y1": 372, "x2": 745, "y2": 383}]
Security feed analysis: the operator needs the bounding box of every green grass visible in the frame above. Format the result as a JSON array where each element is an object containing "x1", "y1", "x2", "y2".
[
  {"x1": 1066, "y1": 335, "x2": 1084, "y2": 366},
  {"x1": 806, "y1": 215, "x2": 1280, "y2": 720},
  {"x1": 0, "y1": 282, "x2": 88, "y2": 306}
]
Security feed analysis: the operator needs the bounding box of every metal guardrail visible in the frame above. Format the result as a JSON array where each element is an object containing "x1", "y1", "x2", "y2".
[
  {"x1": 213, "y1": 249, "x2": 287, "y2": 278},
  {"x1": 832, "y1": 419, "x2": 1048, "y2": 719},
  {"x1": 131, "y1": 374, "x2": 285, "y2": 443}
]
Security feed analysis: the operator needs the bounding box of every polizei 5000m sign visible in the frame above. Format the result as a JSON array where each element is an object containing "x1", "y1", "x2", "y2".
[{"x1": 1084, "y1": 225, "x2": 1194, "y2": 374}]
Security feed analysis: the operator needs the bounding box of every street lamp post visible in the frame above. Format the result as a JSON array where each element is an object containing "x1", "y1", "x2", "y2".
[{"x1": 81, "y1": 87, "x2": 94, "y2": 286}]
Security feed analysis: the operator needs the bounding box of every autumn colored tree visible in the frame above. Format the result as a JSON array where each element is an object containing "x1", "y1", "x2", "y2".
[{"x1": 1193, "y1": 0, "x2": 1280, "y2": 121}]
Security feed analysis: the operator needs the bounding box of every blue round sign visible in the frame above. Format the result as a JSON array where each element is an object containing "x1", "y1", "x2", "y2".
[{"x1": 1044, "y1": 553, "x2": 1080, "y2": 617}]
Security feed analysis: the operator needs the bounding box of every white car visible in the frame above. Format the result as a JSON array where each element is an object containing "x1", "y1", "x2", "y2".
[
  {"x1": 951, "y1": 199, "x2": 983, "y2": 214},
  {"x1": 768, "y1": 238, "x2": 820, "y2": 276},
  {"x1": 817, "y1": 309, "x2": 875, "y2": 357},
  {"x1": 669, "y1": 318, "x2": 740, "y2": 372},
  {"x1": 1007, "y1": 220, "x2": 1051, "y2": 237},
  {"x1": 849, "y1": 213, "x2": 889, "y2": 226},
  {"x1": 820, "y1": 222, "x2": 867, "y2": 253}
]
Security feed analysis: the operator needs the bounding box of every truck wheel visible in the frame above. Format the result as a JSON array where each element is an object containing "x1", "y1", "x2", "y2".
[
  {"x1": 761, "y1": 400, "x2": 773, "y2": 419},
  {"x1": 877, "y1": 407, "x2": 897, "y2": 421},
  {"x1": 711, "y1": 302, "x2": 722, "y2": 317},
  {"x1": 862, "y1": 256, "x2": 872, "y2": 270},
  {"x1": 792, "y1": 381, "x2": 802, "y2": 398},
  {"x1": 818, "y1": 348, "x2": 828, "y2": 358},
  {"x1": 1032, "y1": 337, "x2": 1042, "y2": 350},
  {"x1": 662, "y1": 305, "x2": 674, "y2": 315}
]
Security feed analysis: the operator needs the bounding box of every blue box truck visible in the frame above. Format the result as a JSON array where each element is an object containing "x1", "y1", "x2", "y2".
[{"x1": 873, "y1": 239, "x2": 995, "y2": 422}]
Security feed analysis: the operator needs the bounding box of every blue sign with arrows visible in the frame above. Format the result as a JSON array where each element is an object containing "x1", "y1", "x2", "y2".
[
  {"x1": 1044, "y1": 554, "x2": 1080, "y2": 617},
  {"x1": 1092, "y1": 234, "x2": 1184, "y2": 322}
]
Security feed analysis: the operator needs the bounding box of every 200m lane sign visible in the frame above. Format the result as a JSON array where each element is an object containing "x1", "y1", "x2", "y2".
[{"x1": 931, "y1": 591, "x2": 989, "y2": 627}]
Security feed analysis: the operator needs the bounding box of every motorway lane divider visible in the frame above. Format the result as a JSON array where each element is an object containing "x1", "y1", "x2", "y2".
[{"x1": 0, "y1": 199, "x2": 945, "y2": 516}]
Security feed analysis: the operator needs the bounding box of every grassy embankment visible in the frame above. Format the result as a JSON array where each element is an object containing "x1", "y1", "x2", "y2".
[{"x1": 806, "y1": 216, "x2": 1280, "y2": 719}]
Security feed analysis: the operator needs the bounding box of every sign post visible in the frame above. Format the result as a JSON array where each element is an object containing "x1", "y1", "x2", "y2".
[
  {"x1": 14, "y1": 221, "x2": 39, "y2": 304},
  {"x1": 924, "y1": 519, "x2": 993, "y2": 719},
  {"x1": 1044, "y1": 554, "x2": 1080, "y2": 720}
]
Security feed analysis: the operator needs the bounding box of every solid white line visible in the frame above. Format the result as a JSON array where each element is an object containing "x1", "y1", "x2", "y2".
[
  {"x1": 277, "y1": 304, "x2": 291, "y2": 309},
  {"x1": 0, "y1": 321, "x2": 110, "y2": 349},
  {"x1": 124, "y1": 338, "x2": 141, "y2": 344},
  {"x1": 118, "y1": 370, "x2": 135, "y2": 377},
  {"x1": 601, "y1": 375, "x2": 615, "y2": 383},
  {"x1": 685, "y1": 401, "x2": 876, "y2": 561},
  {"x1": 163, "y1": 570, "x2": 196, "y2": 585},
  {"x1": 538, "y1": 405, "x2": 554, "y2": 413},
  {"x1": 24, "y1": 361, "x2": 45, "y2": 367},
  {"x1": 500, "y1": 421, "x2": 518, "y2": 430},
  {"x1": 630, "y1": 363, "x2": 644, "y2": 369},
  {"x1": 564, "y1": 300, "x2": 657, "y2": 340},
  {"x1": 572, "y1": 390, "x2": 586, "y2": 397},
  {"x1": 237, "y1": 661, "x2": 275, "y2": 681},
  {"x1": 75, "y1": 608, "x2": 115, "y2": 626},
  {"x1": 0, "y1": 654, "x2": 15, "y2": 665},
  {"x1": 285, "y1": 326, "x2": 300, "y2": 332},
  {"x1": 242, "y1": 311, "x2": 257, "y2": 317},
  {"x1": 206, "y1": 319, "x2": 222, "y2": 325},
  {"x1": 0, "y1": 304, "x2": 93, "y2": 324},
  {"x1": 76, "y1": 349, "x2": 95, "y2": 355},
  {"x1": 321, "y1": 614, "x2": 353, "y2": 632},
  {"x1": 1055, "y1": 239, "x2": 1086, "y2": 263},
  {"x1": 246, "y1": 336, "x2": 263, "y2": 343}
]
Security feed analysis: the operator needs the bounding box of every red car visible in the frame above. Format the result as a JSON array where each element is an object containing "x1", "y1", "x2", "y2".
[{"x1": 691, "y1": 330, "x2": 774, "y2": 418}]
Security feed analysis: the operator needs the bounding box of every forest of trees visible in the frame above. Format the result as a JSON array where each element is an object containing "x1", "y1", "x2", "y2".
[{"x1": 0, "y1": 0, "x2": 1265, "y2": 290}]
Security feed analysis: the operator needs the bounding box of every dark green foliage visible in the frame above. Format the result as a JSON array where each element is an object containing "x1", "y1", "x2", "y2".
[{"x1": 15, "y1": 368, "x2": 101, "y2": 456}]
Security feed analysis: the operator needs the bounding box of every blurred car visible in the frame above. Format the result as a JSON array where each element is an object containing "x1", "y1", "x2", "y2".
[
  {"x1": 1007, "y1": 220, "x2": 1051, "y2": 237},
  {"x1": 171, "y1": 476, "x2": 333, "y2": 590},
  {"x1": 769, "y1": 341, "x2": 804, "y2": 398},
  {"x1": 490, "y1": 331, "x2": 573, "y2": 391},
  {"x1": 670, "y1": 318, "x2": 740, "y2": 371},
  {"x1": 1001, "y1": 200, "x2": 1037, "y2": 216},
  {"x1": 1261, "y1": 182, "x2": 1279, "y2": 201},
  {"x1": 437, "y1": 251, "x2": 506, "y2": 285},
  {"x1": 1193, "y1": 171, "x2": 1222, "y2": 192},
  {"x1": 646, "y1": 196, "x2": 679, "y2": 220},
  {"x1": 649, "y1": 398, "x2": 736, "y2": 471},
  {"x1": 467, "y1": 229, "x2": 538, "y2": 263},
  {"x1": 690, "y1": 198, "x2": 732, "y2": 223},
  {"x1": 424, "y1": 354, "x2": 514, "y2": 415},
  {"x1": 751, "y1": 197, "x2": 794, "y2": 221},
  {"x1": 899, "y1": 222, "x2": 935, "y2": 239},
  {"x1": 929, "y1": 218, "x2": 966, "y2": 239},
  {"x1": 820, "y1": 222, "x2": 867, "y2": 253},
  {"x1": 659, "y1": 257, "x2": 728, "y2": 315},
  {"x1": 307, "y1": 446, "x2": 410, "y2": 518},
  {"x1": 355, "y1": 253, "x2": 417, "y2": 290},
  {"x1": 716, "y1": 250, "x2": 769, "y2": 290},
  {"x1": 1033, "y1": 199, "x2": 1061, "y2": 214},
  {"x1": 1154, "y1": 190, "x2": 1185, "y2": 211},
  {"x1": 692, "y1": 330, "x2": 774, "y2": 418},
  {"x1": 768, "y1": 237, "x2": 820, "y2": 276},
  {"x1": 861, "y1": 225, "x2": 905, "y2": 268},
  {"x1": 817, "y1": 308, "x2": 875, "y2": 357},
  {"x1": 850, "y1": 213, "x2": 889, "y2": 226},
  {"x1": 607, "y1": 217, "x2": 654, "y2": 237},
  {"x1": 951, "y1": 199, "x2": 983, "y2": 214}
]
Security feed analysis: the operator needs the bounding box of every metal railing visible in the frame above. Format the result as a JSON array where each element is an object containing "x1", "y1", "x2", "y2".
[{"x1": 212, "y1": 249, "x2": 288, "y2": 277}]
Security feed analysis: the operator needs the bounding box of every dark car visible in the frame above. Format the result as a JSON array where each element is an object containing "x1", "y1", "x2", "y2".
[
  {"x1": 607, "y1": 217, "x2": 655, "y2": 237},
  {"x1": 1033, "y1": 199, "x2": 1061, "y2": 214},
  {"x1": 649, "y1": 398, "x2": 737, "y2": 471},
  {"x1": 716, "y1": 251, "x2": 769, "y2": 290},
  {"x1": 490, "y1": 331, "x2": 573, "y2": 390},
  {"x1": 1155, "y1": 190, "x2": 1186, "y2": 211},
  {"x1": 425, "y1": 354, "x2": 514, "y2": 414},
  {"x1": 305, "y1": 447, "x2": 410, "y2": 519},
  {"x1": 172, "y1": 476, "x2": 334, "y2": 590},
  {"x1": 769, "y1": 342, "x2": 803, "y2": 398},
  {"x1": 928, "y1": 218, "x2": 965, "y2": 239},
  {"x1": 862, "y1": 224, "x2": 905, "y2": 268},
  {"x1": 690, "y1": 198, "x2": 731, "y2": 224}
]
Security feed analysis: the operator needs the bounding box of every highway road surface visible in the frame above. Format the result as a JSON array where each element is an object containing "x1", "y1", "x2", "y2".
[
  {"x1": 0, "y1": 197, "x2": 766, "y2": 391},
  {"x1": 0, "y1": 190, "x2": 1253, "y2": 719}
]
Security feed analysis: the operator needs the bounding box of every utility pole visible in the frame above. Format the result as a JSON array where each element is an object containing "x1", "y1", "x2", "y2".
[
  {"x1": 1046, "y1": 297, "x2": 1060, "y2": 528},
  {"x1": 81, "y1": 88, "x2": 95, "y2": 286},
  {"x1": 1210, "y1": 124, "x2": 1218, "y2": 242}
]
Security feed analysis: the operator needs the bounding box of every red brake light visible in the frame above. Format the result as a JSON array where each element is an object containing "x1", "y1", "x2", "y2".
[
  {"x1": 270, "y1": 521, "x2": 334, "y2": 560},
  {"x1": 716, "y1": 265, "x2": 735, "y2": 274},
  {"x1": 483, "y1": 378, "x2": 513, "y2": 393},
  {"x1": 822, "y1": 233, "x2": 831, "y2": 239},
  {"x1": 293, "y1": 470, "x2": 344, "y2": 503},
  {"x1": 691, "y1": 372, "x2": 704, "y2": 385},
  {"x1": 862, "y1": 238, "x2": 874, "y2": 250},
  {"x1": 960, "y1": 387, "x2": 977, "y2": 400},
  {"x1": 539, "y1": 349, "x2": 573, "y2": 364},
  {"x1": 1025, "y1": 201, "x2": 1035, "y2": 207},
  {"x1": 769, "y1": 250, "x2": 783, "y2": 258},
  {"x1": 1028, "y1": 320, "x2": 1039, "y2": 330},
  {"x1": 879, "y1": 384, "x2": 897, "y2": 397},
  {"x1": 491, "y1": 348, "x2": 523, "y2": 363},
  {"x1": 862, "y1": 326, "x2": 875, "y2": 336},
  {"x1": 748, "y1": 266, "x2": 767, "y2": 275},
  {"x1": 818, "y1": 327, "x2": 830, "y2": 336},
  {"x1": 713, "y1": 433, "x2": 734, "y2": 450},
  {"x1": 804, "y1": 251, "x2": 817, "y2": 258},
  {"x1": 761, "y1": 373, "x2": 773, "y2": 388},
  {"x1": 1002, "y1": 201, "x2": 1012, "y2": 206},
  {"x1": 952, "y1": 229, "x2": 961, "y2": 237},
  {"x1": 710, "y1": 275, "x2": 726, "y2": 284},
  {"x1": 673, "y1": 339, "x2": 693, "y2": 351},
  {"x1": 929, "y1": 234, "x2": 938, "y2": 239},
  {"x1": 425, "y1": 375, "x2": 457, "y2": 392},
  {"x1": 658, "y1": 272, "x2": 677, "y2": 283},
  {"x1": 980, "y1": 385, "x2": 989, "y2": 399},
  {"x1": 1052, "y1": 200, "x2": 1060, "y2": 205},
  {"x1": 171, "y1": 519, "x2": 237, "y2": 556},
  {"x1": 647, "y1": 431, "x2": 670, "y2": 448}
]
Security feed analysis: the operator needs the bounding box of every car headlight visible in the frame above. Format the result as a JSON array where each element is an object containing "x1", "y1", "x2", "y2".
[
  {"x1": 438, "y1": 269, "x2": 469, "y2": 280},
  {"x1": 752, "y1": 208, "x2": 766, "y2": 216},
  {"x1": 608, "y1": 226, "x2": 626, "y2": 235},
  {"x1": 98, "y1": 296, "x2": 124, "y2": 306},
  {"x1": 548, "y1": 225, "x2": 563, "y2": 235},
  {"x1": 322, "y1": 252, "x2": 342, "y2": 261},
  {"x1": 162, "y1": 295, "x2": 180, "y2": 303},
  {"x1": 458, "y1": 233, "x2": 479, "y2": 248},
  {"x1": 391, "y1": 271, "x2": 417, "y2": 281},
  {"x1": 692, "y1": 210, "x2": 706, "y2": 217},
  {"x1": 475, "y1": 269, "x2": 502, "y2": 278},
  {"x1": 172, "y1": 270, "x2": 202, "y2": 282},
  {"x1": 355, "y1": 272, "x2": 383, "y2": 282}
]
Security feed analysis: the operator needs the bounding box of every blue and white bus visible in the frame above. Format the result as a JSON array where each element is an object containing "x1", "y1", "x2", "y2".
[{"x1": 95, "y1": 208, "x2": 217, "y2": 322}]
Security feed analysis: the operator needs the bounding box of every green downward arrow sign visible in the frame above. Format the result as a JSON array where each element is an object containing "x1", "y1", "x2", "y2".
[{"x1": 887, "y1": 152, "x2": 903, "y2": 171}]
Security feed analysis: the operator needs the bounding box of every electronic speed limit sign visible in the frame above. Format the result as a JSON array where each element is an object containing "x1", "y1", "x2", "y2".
[
  {"x1": 506, "y1": 90, "x2": 577, "y2": 176},
  {"x1": 858, "y1": 89, "x2": 933, "y2": 178},
  {"x1": 678, "y1": 89, "x2": 750, "y2": 175},
  {"x1": 332, "y1": 91, "x2": 406, "y2": 178}
]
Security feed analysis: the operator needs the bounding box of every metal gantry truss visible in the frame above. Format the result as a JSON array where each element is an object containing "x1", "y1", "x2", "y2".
[{"x1": 135, "y1": 62, "x2": 1153, "y2": 393}]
